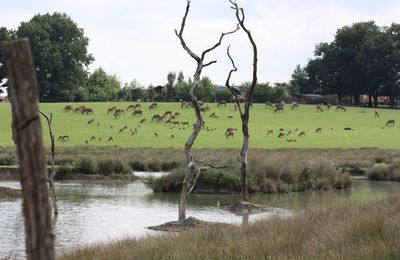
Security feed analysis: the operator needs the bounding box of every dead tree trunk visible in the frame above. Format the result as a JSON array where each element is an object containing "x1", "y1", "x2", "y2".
[
  {"x1": 4, "y1": 39, "x2": 55, "y2": 260},
  {"x1": 225, "y1": 1, "x2": 258, "y2": 201},
  {"x1": 39, "y1": 111, "x2": 58, "y2": 216},
  {"x1": 176, "y1": 0, "x2": 239, "y2": 221}
]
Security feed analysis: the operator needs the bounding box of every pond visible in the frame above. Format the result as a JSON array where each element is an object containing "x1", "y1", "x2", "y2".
[{"x1": 1, "y1": 178, "x2": 399, "y2": 258}]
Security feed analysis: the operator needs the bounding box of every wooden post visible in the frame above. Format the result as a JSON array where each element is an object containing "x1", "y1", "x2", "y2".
[{"x1": 4, "y1": 39, "x2": 55, "y2": 260}]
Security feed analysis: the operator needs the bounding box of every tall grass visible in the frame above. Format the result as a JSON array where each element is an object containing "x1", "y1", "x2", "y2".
[{"x1": 60, "y1": 197, "x2": 400, "y2": 260}]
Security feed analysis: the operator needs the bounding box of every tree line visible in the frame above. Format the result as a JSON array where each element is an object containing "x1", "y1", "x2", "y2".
[
  {"x1": 290, "y1": 21, "x2": 400, "y2": 107},
  {"x1": 2, "y1": 14, "x2": 399, "y2": 106}
]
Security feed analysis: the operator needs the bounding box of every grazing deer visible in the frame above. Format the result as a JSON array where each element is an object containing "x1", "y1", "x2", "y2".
[
  {"x1": 299, "y1": 131, "x2": 306, "y2": 137},
  {"x1": 277, "y1": 132, "x2": 285, "y2": 138},
  {"x1": 87, "y1": 119, "x2": 95, "y2": 125},
  {"x1": 344, "y1": 127, "x2": 354, "y2": 131},
  {"x1": 85, "y1": 140, "x2": 89, "y2": 144},
  {"x1": 109, "y1": 125, "x2": 114, "y2": 129},
  {"x1": 181, "y1": 121, "x2": 189, "y2": 128},
  {"x1": 63, "y1": 105, "x2": 73, "y2": 112},
  {"x1": 118, "y1": 128, "x2": 124, "y2": 134},
  {"x1": 286, "y1": 139, "x2": 296, "y2": 142},
  {"x1": 90, "y1": 136, "x2": 96, "y2": 141},
  {"x1": 114, "y1": 110, "x2": 122, "y2": 119},
  {"x1": 287, "y1": 130, "x2": 292, "y2": 136},
  {"x1": 140, "y1": 119, "x2": 146, "y2": 124},
  {"x1": 291, "y1": 102, "x2": 299, "y2": 110},
  {"x1": 154, "y1": 133, "x2": 159, "y2": 137},
  {"x1": 107, "y1": 107, "x2": 116, "y2": 114},
  {"x1": 96, "y1": 122, "x2": 101, "y2": 127},
  {"x1": 132, "y1": 110, "x2": 143, "y2": 117},
  {"x1": 171, "y1": 121, "x2": 180, "y2": 128},
  {"x1": 108, "y1": 136, "x2": 114, "y2": 142},
  {"x1": 164, "y1": 111, "x2": 172, "y2": 117},
  {"x1": 225, "y1": 128, "x2": 238, "y2": 136},
  {"x1": 171, "y1": 134, "x2": 175, "y2": 138},
  {"x1": 209, "y1": 112, "x2": 216, "y2": 118},
  {"x1": 126, "y1": 104, "x2": 136, "y2": 111},
  {"x1": 374, "y1": 111, "x2": 380, "y2": 118},
  {"x1": 151, "y1": 114, "x2": 161, "y2": 122},
  {"x1": 227, "y1": 116, "x2": 233, "y2": 119},
  {"x1": 315, "y1": 127, "x2": 322, "y2": 133},
  {"x1": 279, "y1": 128, "x2": 285, "y2": 132},
  {"x1": 386, "y1": 120, "x2": 395, "y2": 126},
  {"x1": 336, "y1": 105, "x2": 346, "y2": 111},
  {"x1": 274, "y1": 104, "x2": 284, "y2": 113},
  {"x1": 265, "y1": 102, "x2": 273, "y2": 108},
  {"x1": 226, "y1": 131, "x2": 234, "y2": 139},
  {"x1": 174, "y1": 112, "x2": 181, "y2": 117},
  {"x1": 327, "y1": 103, "x2": 331, "y2": 110},
  {"x1": 98, "y1": 138, "x2": 102, "y2": 142},
  {"x1": 316, "y1": 104, "x2": 323, "y2": 112},
  {"x1": 151, "y1": 103, "x2": 158, "y2": 109},
  {"x1": 134, "y1": 104, "x2": 141, "y2": 110},
  {"x1": 266, "y1": 129, "x2": 274, "y2": 136}
]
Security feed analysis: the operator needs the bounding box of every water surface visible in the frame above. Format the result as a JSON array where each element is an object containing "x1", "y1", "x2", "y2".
[{"x1": 0, "y1": 179, "x2": 399, "y2": 258}]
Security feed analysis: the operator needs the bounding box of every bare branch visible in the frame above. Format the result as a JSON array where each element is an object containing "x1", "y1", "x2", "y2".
[
  {"x1": 0, "y1": 145, "x2": 18, "y2": 160},
  {"x1": 175, "y1": 0, "x2": 200, "y2": 62},
  {"x1": 225, "y1": 45, "x2": 244, "y2": 116},
  {"x1": 201, "y1": 23, "x2": 240, "y2": 60},
  {"x1": 202, "y1": 60, "x2": 217, "y2": 68}
]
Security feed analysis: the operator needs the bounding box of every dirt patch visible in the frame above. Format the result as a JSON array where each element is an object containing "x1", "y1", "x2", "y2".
[
  {"x1": 223, "y1": 200, "x2": 271, "y2": 213},
  {"x1": 147, "y1": 217, "x2": 228, "y2": 232},
  {"x1": 0, "y1": 186, "x2": 21, "y2": 199}
]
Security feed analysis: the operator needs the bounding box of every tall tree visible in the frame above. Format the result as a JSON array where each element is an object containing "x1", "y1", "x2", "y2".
[
  {"x1": 166, "y1": 71, "x2": 177, "y2": 101},
  {"x1": 225, "y1": 0, "x2": 258, "y2": 201},
  {"x1": 17, "y1": 12, "x2": 93, "y2": 102},
  {"x1": 87, "y1": 67, "x2": 121, "y2": 101},
  {"x1": 176, "y1": 0, "x2": 238, "y2": 221}
]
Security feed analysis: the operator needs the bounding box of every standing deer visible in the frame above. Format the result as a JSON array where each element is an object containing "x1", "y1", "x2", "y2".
[
  {"x1": 336, "y1": 105, "x2": 346, "y2": 111},
  {"x1": 291, "y1": 102, "x2": 299, "y2": 110},
  {"x1": 316, "y1": 104, "x2": 323, "y2": 112}
]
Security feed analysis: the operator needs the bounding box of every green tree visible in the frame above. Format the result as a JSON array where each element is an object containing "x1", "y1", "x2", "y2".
[
  {"x1": 87, "y1": 67, "x2": 121, "y2": 101},
  {"x1": 118, "y1": 80, "x2": 145, "y2": 101},
  {"x1": 166, "y1": 71, "x2": 176, "y2": 101},
  {"x1": 289, "y1": 65, "x2": 310, "y2": 94},
  {"x1": 0, "y1": 27, "x2": 15, "y2": 94},
  {"x1": 197, "y1": 76, "x2": 216, "y2": 102},
  {"x1": 16, "y1": 12, "x2": 93, "y2": 101}
]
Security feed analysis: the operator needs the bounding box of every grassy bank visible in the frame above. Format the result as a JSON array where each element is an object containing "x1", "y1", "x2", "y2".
[
  {"x1": 1, "y1": 102, "x2": 400, "y2": 148},
  {"x1": 61, "y1": 197, "x2": 400, "y2": 259}
]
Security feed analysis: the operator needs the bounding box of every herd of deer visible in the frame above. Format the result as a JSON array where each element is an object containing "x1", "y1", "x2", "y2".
[{"x1": 59, "y1": 102, "x2": 396, "y2": 144}]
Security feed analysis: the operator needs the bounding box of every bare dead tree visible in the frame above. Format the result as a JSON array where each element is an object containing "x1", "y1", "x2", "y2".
[
  {"x1": 39, "y1": 111, "x2": 58, "y2": 216},
  {"x1": 4, "y1": 39, "x2": 55, "y2": 260},
  {"x1": 225, "y1": 1, "x2": 258, "y2": 201},
  {"x1": 176, "y1": 0, "x2": 239, "y2": 221}
]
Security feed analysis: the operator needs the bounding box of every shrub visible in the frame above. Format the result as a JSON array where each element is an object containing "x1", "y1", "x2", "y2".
[
  {"x1": 147, "y1": 161, "x2": 161, "y2": 172},
  {"x1": 367, "y1": 163, "x2": 390, "y2": 181},
  {"x1": 217, "y1": 171, "x2": 240, "y2": 191},
  {"x1": 161, "y1": 161, "x2": 180, "y2": 171},
  {"x1": 98, "y1": 159, "x2": 130, "y2": 176},
  {"x1": 75, "y1": 156, "x2": 97, "y2": 174},
  {"x1": 0, "y1": 155, "x2": 17, "y2": 165},
  {"x1": 56, "y1": 165, "x2": 73, "y2": 180},
  {"x1": 129, "y1": 160, "x2": 146, "y2": 171}
]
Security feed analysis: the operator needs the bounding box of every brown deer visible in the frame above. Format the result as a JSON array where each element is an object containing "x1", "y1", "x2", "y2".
[
  {"x1": 266, "y1": 129, "x2": 274, "y2": 136},
  {"x1": 132, "y1": 110, "x2": 143, "y2": 117},
  {"x1": 140, "y1": 119, "x2": 146, "y2": 124},
  {"x1": 108, "y1": 136, "x2": 114, "y2": 142},
  {"x1": 277, "y1": 132, "x2": 285, "y2": 138},
  {"x1": 217, "y1": 101, "x2": 227, "y2": 107},
  {"x1": 225, "y1": 128, "x2": 238, "y2": 136},
  {"x1": 82, "y1": 108, "x2": 94, "y2": 114},
  {"x1": 265, "y1": 102, "x2": 273, "y2": 108},
  {"x1": 63, "y1": 105, "x2": 73, "y2": 112},
  {"x1": 164, "y1": 111, "x2": 172, "y2": 117},
  {"x1": 315, "y1": 127, "x2": 322, "y2": 133},
  {"x1": 316, "y1": 104, "x2": 323, "y2": 112},
  {"x1": 274, "y1": 104, "x2": 284, "y2": 113},
  {"x1": 151, "y1": 103, "x2": 158, "y2": 109},
  {"x1": 336, "y1": 105, "x2": 346, "y2": 111},
  {"x1": 114, "y1": 110, "x2": 122, "y2": 119},
  {"x1": 154, "y1": 133, "x2": 159, "y2": 137},
  {"x1": 181, "y1": 122, "x2": 189, "y2": 128},
  {"x1": 299, "y1": 131, "x2": 306, "y2": 137},
  {"x1": 374, "y1": 111, "x2": 380, "y2": 118},
  {"x1": 87, "y1": 119, "x2": 95, "y2": 125},
  {"x1": 226, "y1": 131, "x2": 234, "y2": 139},
  {"x1": 327, "y1": 103, "x2": 331, "y2": 110},
  {"x1": 90, "y1": 136, "x2": 96, "y2": 141},
  {"x1": 126, "y1": 104, "x2": 136, "y2": 111},
  {"x1": 291, "y1": 102, "x2": 299, "y2": 110},
  {"x1": 386, "y1": 120, "x2": 395, "y2": 127},
  {"x1": 174, "y1": 112, "x2": 181, "y2": 117}
]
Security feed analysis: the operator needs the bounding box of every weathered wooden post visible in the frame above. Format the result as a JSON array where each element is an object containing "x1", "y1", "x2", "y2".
[{"x1": 4, "y1": 38, "x2": 55, "y2": 260}]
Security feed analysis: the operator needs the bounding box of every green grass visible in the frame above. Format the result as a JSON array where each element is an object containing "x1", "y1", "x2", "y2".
[
  {"x1": 1, "y1": 102, "x2": 399, "y2": 148},
  {"x1": 60, "y1": 197, "x2": 400, "y2": 260}
]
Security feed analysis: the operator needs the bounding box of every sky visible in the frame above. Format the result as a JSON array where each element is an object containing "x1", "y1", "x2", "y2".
[{"x1": 2, "y1": 0, "x2": 400, "y2": 87}]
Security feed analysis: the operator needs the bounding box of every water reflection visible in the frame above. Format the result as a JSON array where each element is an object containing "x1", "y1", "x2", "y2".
[{"x1": 0, "y1": 179, "x2": 399, "y2": 258}]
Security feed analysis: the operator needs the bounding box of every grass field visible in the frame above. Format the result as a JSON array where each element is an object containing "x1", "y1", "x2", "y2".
[{"x1": 0, "y1": 102, "x2": 399, "y2": 149}]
